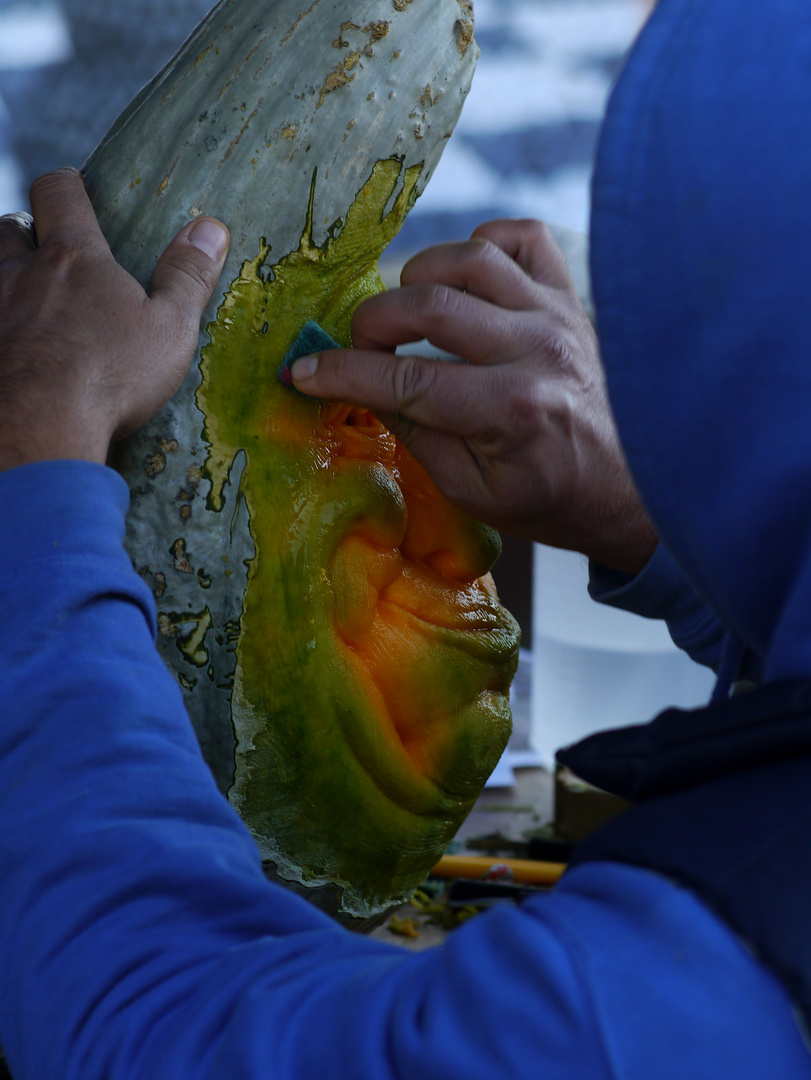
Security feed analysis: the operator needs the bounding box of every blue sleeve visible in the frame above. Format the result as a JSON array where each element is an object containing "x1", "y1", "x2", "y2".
[
  {"x1": 0, "y1": 463, "x2": 801, "y2": 1080},
  {"x1": 588, "y1": 544, "x2": 763, "y2": 689},
  {"x1": 588, "y1": 543, "x2": 726, "y2": 667}
]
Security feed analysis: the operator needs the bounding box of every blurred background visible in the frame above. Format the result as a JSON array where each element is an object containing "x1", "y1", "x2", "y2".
[
  {"x1": 0, "y1": 0, "x2": 712, "y2": 775},
  {"x1": 0, "y1": 0, "x2": 647, "y2": 235}
]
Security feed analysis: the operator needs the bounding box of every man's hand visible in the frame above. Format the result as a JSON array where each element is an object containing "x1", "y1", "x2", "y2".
[
  {"x1": 291, "y1": 219, "x2": 657, "y2": 574},
  {"x1": 0, "y1": 167, "x2": 229, "y2": 470}
]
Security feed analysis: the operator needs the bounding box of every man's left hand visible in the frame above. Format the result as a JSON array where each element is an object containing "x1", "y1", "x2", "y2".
[{"x1": 0, "y1": 167, "x2": 229, "y2": 471}]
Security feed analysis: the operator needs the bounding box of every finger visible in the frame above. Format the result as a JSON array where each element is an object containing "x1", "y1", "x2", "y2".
[
  {"x1": 290, "y1": 346, "x2": 499, "y2": 435},
  {"x1": 351, "y1": 283, "x2": 545, "y2": 364},
  {"x1": 0, "y1": 212, "x2": 37, "y2": 258},
  {"x1": 149, "y1": 217, "x2": 230, "y2": 319},
  {"x1": 28, "y1": 168, "x2": 110, "y2": 255},
  {"x1": 400, "y1": 236, "x2": 544, "y2": 310},
  {"x1": 369, "y1": 412, "x2": 489, "y2": 514},
  {"x1": 471, "y1": 219, "x2": 574, "y2": 291}
]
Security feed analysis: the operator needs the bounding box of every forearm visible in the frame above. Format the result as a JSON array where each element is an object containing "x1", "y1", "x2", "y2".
[{"x1": 0, "y1": 461, "x2": 331, "y2": 1075}]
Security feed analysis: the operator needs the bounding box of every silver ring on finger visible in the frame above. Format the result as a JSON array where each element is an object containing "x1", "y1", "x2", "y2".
[{"x1": 0, "y1": 211, "x2": 37, "y2": 246}]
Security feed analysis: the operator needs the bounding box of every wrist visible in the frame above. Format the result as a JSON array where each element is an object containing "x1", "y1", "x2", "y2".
[
  {"x1": 0, "y1": 411, "x2": 112, "y2": 473},
  {"x1": 585, "y1": 527, "x2": 659, "y2": 576},
  {"x1": 574, "y1": 483, "x2": 659, "y2": 575},
  {"x1": 0, "y1": 443, "x2": 110, "y2": 473},
  {"x1": 568, "y1": 400, "x2": 659, "y2": 575},
  {"x1": 520, "y1": 468, "x2": 659, "y2": 575}
]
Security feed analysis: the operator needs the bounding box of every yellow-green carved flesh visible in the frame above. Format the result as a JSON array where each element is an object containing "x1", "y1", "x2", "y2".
[{"x1": 197, "y1": 159, "x2": 520, "y2": 914}]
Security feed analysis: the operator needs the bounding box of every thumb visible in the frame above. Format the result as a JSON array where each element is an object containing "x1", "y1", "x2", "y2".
[{"x1": 149, "y1": 217, "x2": 230, "y2": 316}]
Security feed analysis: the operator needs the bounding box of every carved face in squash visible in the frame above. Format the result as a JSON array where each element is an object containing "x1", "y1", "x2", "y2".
[{"x1": 197, "y1": 161, "x2": 520, "y2": 915}]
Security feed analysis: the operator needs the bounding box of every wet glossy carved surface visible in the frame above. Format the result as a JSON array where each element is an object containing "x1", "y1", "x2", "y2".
[{"x1": 197, "y1": 160, "x2": 519, "y2": 912}]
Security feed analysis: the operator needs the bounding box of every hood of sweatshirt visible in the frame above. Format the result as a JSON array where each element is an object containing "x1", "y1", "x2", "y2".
[{"x1": 590, "y1": 0, "x2": 811, "y2": 686}]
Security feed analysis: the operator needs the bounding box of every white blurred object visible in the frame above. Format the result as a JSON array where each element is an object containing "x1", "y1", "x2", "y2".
[
  {"x1": 408, "y1": 0, "x2": 648, "y2": 236},
  {"x1": 0, "y1": 3, "x2": 73, "y2": 214},
  {"x1": 531, "y1": 545, "x2": 716, "y2": 764},
  {"x1": 0, "y1": 150, "x2": 23, "y2": 214},
  {"x1": 0, "y1": 4, "x2": 72, "y2": 70},
  {"x1": 0, "y1": 96, "x2": 24, "y2": 213},
  {"x1": 460, "y1": 0, "x2": 646, "y2": 132}
]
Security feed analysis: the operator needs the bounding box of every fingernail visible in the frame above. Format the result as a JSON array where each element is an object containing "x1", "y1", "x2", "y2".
[
  {"x1": 188, "y1": 219, "x2": 229, "y2": 261},
  {"x1": 291, "y1": 355, "x2": 319, "y2": 381}
]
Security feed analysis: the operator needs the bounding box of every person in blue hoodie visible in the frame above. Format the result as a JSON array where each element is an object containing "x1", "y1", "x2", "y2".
[{"x1": 2, "y1": 1, "x2": 811, "y2": 1078}]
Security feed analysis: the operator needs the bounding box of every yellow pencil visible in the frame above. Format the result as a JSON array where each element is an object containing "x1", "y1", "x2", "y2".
[{"x1": 431, "y1": 854, "x2": 567, "y2": 887}]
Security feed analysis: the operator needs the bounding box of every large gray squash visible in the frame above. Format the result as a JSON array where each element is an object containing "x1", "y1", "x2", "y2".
[{"x1": 83, "y1": 0, "x2": 521, "y2": 924}]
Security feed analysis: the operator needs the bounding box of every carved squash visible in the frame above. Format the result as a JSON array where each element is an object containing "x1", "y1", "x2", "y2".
[{"x1": 84, "y1": 0, "x2": 520, "y2": 924}]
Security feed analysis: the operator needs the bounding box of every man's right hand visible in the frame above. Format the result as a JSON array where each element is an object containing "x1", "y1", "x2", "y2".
[{"x1": 292, "y1": 219, "x2": 657, "y2": 575}]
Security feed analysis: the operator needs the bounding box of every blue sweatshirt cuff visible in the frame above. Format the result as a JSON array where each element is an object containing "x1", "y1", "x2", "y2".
[
  {"x1": 0, "y1": 459, "x2": 129, "y2": 558},
  {"x1": 588, "y1": 542, "x2": 727, "y2": 671}
]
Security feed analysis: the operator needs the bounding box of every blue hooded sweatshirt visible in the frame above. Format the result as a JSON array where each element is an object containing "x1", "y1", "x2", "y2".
[
  {"x1": 2, "y1": 2, "x2": 811, "y2": 1078},
  {"x1": 556, "y1": 0, "x2": 811, "y2": 1044}
]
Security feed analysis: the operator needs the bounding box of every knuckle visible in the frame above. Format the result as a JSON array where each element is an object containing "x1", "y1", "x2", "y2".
[
  {"x1": 508, "y1": 380, "x2": 546, "y2": 433},
  {"x1": 158, "y1": 248, "x2": 213, "y2": 308},
  {"x1": 540, "y1": 330, "x2": 576, "y2": 371},
  {"x1": 522, "y1": 315, "x2": 584, "y2": 376},
  {"x1": 522, "y1": 218, "x2": 554, "y2": 244},
  {"x1": 468, "y1": 234, "x2": 502, "y2": 263},
  {"x1": 495, "y1": 364, "x2": 537, "y2": 427},
  {"x1": 457, "y1": 235, "x2": 506, "y2": 278},
  {"x1": 328, "y1": 350, "x2": 356, "y2": 388},
  {"x1": 0, "y1": 251, "x2": 23, "y2": 283},
  {"x1": 38, "y1": 229, "x2": 103, "y2": 279},
  {"x1": 28, "y1": 167, "x2": 78, "y2": 201},
  {"x1": 410, "y1": 283, "x2": 461, "y2": 327},
  {"x1": 164, "y1": 250, "x2": 214, "y2": 300},
  {"x1": 391, "y1": 354, "x2": 437, "y2": 406},
  {"x1": 39, "y1": 236, "x2": 85, "y2": 274},
  {"x1": 525, "y1": 222, "x2": 569, "y2": 275}
]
